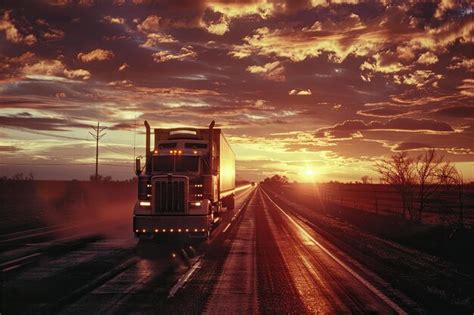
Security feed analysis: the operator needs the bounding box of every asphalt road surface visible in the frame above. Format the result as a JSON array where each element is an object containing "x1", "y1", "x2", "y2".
[{"x1": 1, "y1": 185, "x2": 417, "y2": 314}]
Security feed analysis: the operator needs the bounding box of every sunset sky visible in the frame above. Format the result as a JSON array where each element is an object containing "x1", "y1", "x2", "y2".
[{"x1": 0, "y1": 0, "x2": 473, "y2": 182}]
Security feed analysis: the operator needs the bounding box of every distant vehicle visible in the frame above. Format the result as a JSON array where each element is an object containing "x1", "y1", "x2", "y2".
[
  {"x1": 251, "y1": 182, "x2": 256, "y2": 186},
  {"x1": 133, "y1": 121, "x2": 235, "y2": 240}
]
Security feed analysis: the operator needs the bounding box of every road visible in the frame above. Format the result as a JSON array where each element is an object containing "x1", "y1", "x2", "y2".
[{"x1": 0, "y1": 185, "x2": 415, "y2": 314}]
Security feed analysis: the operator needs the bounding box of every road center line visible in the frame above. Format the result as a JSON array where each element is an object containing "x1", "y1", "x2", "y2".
[
  {"x1": 168, "y1": 258, "x2": 202, "y2": 298},
  {"x1": 223, "y1": 223, "x2": 231, "y2": 233}
]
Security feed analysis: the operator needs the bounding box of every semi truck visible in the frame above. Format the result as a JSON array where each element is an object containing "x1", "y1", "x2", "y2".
[{"x1": 133, "y1": 121, "x2": 235, "y2": 240}]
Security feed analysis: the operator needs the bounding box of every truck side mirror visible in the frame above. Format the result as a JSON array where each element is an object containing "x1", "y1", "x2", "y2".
[{"x1": 135, "y1": 158, "x2": 141, "y2": 176}]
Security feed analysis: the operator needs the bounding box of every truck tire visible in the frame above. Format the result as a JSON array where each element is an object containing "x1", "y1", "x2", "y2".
[{"x1": 225, "y1": 195, "x2": 235, "y2": 210}]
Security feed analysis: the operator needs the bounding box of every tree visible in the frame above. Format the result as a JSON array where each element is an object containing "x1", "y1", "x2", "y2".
[
  {"x1": 414, "y1": 149, "x2": 444, "y2": 221},
  {"x1": 375, "y1": 152, "x2": 416, "y2": 219},
  {"x1": 89, "y1": 174, "x2": 113, "y2": 182},
  {"x1": 361, "y1": 175, "x2": 371, "y2": 184},
  {"x1": 263, "y1": 174, "x2": 289, "y2": 187},
  {"x1": 376, "y1": 149, "x2": 463, "y2": 223}
]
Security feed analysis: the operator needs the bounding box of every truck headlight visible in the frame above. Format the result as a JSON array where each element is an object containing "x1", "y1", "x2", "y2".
[
  {"x1": 139, "y1": 201, "x2": 151, "y2": 207},
  {"x1": 190, "y1": 201, "x2": 201, "y2": 207}
]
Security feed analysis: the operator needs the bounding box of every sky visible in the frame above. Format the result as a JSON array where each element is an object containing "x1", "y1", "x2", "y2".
[{"x1": 0, "y1": 0, "x2": 473, "y2": 183}]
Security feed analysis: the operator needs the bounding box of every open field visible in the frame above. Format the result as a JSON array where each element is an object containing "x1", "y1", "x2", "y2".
[
  {"x1": 0, "y1": 180, "x2": 136, "y2": 235},
  {"x1": 287, "y1": 183, "x2": 474, "y2": 226}
]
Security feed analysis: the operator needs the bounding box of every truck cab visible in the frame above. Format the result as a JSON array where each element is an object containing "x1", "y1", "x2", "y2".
[{"x1": 133, "y1": 121, "x2": 235, "y2": 240}]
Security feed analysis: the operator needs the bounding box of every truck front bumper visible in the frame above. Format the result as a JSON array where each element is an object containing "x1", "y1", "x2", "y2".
[{"x1": 133, "y1": 215, "x2": 209, "y2": 235}]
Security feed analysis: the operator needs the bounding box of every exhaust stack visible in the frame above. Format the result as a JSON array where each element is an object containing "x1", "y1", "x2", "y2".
[{"x1": 144, "y1": 120, "x2": 151, "y2": 172}]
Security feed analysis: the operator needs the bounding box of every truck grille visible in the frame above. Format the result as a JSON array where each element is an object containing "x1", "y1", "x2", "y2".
[{"x1": 153, "y1": 178, "x2": 187, "y2": 213}]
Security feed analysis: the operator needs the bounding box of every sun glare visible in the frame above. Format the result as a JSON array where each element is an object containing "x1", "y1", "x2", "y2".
[{"x1": 301, "y1": 167, "x2": 317, "y2": 182}]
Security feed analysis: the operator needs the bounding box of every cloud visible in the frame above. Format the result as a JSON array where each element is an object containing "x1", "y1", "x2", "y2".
[
  {"x1": 47, "y1": 0, "x2": 72, "y2": 5},
  {"x1": 19, "y1": 59, "x2": 91, "y2": 80},
  {"x1": 205, "y1": 16, "x2": 230, "y2": 35},
  {"x1": 229, "y1": 9, "x2": 412, "y2": 63},
  {"x1": 0, "y1": 145, "x2": 20, "y2": 153},
  {"x1": 448, "y1": 56, "x2": 474, "y2": 71},
  {"x1": 458, "y1": 78, "x2": 474, "y2": 97},
  {"x1": 289, "y1": 89, "x2": 311, "y2": 95},
  {"x1": 137, "y1": 15, "x2": 161, "y2": 33},
  {"x1": 102, "y1": 16, "x2": 125, "y2": 24},
  {"x1": 0, "y1": 114, "x2": 90, "y2": 131},
  {"x1": 392, "y1": 142, "x2": 432, "y2": 151},
  {"x1": 360, "y1": 51, "x2": 404, "y2": 77},
  {"x1": 246, "y1": 61, "x2": 285, "y2": 82},
  {"x1": 357, "y1": 107, "x2": 410, "y2": 118},
  {"x1": 434, "y1": 0, "x2": 458, "y2": 18},
  {"x1": 433, "y1": 106, "x2": 474, "y2": 118},
  {"x1": 152, "y1": 46, "x2": 196, "y2": 63},
  {"x1": 316, "y1": 118, "x2": 454, "y2": 139},
  {"x1": 0, "y1": 11, "x2": 37, "y2": 45},
  {"x1": 140, "y1": 32, "x2": 177, "y2": 48},
  {"x1": 35, "y1": 18, "x2": 65, "y2": 41},
  {"x1": 394, "y1": 70, "x2": 443, "y2": 87},
  {"x1": 77, "y1": 49, "x2": 115, "y2": 62},
  {"x1": 118, "y1": 63, "x2": 129, "y2": 71},
  {"x1": 21, "y1": 59, "x2": 65, "y2": 76},
  {"x1": 382, "y1": 118, "x2": 453, "y2": 132},
  {"x1": 416, "y1": 51, "x2": 438, "y2": 65},
  {"x1": 107, "y1": 80, "x2": 133, "y2": 87},
  {"x1": 63, "y1": 68, "x2": 91, "y2": 80}
]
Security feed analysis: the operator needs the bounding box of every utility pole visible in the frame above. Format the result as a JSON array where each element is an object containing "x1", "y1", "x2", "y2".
[{"x1": 89, "y1": 122, "x2": 107, "y2": 181}]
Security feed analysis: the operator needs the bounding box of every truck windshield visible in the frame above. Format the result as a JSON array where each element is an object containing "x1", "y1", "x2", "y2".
[{"x1": 152, "y1": 156, "x2": 199, "y2": 172}]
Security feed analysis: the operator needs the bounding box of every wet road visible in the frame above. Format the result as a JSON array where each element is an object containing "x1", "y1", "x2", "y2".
[{"x1": 0, "y1": 185, "x2": 411, "y2": 314}]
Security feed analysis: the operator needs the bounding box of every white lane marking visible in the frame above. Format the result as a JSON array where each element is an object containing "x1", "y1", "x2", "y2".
[
  {"x1": 0, "y1": 252, "x2": 42, "y2": 271},
  {"x1": 223, "y1": 223, "x2": 231, "y2": 233},
  {"x1": 261, "y1": 189, "x2": 407, "y2": 315},
  {"x1": 168, "y1": 258, "x2": 202, "y2": 298}
]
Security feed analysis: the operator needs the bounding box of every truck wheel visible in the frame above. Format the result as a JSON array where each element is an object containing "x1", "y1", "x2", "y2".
[{"x1": 226, "y1": 195, "x2": 235, "y2": 210}]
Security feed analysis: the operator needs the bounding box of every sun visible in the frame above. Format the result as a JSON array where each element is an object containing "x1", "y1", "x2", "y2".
[
  {"x1": 301, "y1": 166, "x2": 318, "y2": 181},
  {"x1": 304, "y1": 168, "x2": 315, "y2": 176}
]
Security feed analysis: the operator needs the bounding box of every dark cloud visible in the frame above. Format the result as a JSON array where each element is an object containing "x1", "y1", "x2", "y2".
[
  {"x1": 316, "y1": 118, "x2": 454, "y2": 138},
  {"x1": 433, "y1": 106, "x2": 474, "y2": 118},
  {"x1": 0, "y1": 114, "x2": 90, "y2": 131},
  {"x1": 357, "y1": 107, "x2": 410, "y2": 118},
  {"x1": 0, "y1": 145, "x2": 20, "y2": 152}
]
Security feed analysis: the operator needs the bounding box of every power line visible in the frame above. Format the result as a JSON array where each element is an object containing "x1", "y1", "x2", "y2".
[
  {"x1": 89, "y1": 122, "x2": 107, "y2": 181},
  {"x1": 102, "y1": 144, "x2": 134, "y2": 157}
]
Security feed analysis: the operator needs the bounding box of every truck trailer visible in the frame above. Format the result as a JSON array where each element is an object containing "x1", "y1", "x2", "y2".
[{"x1": 133, "y1": 121, "x2": 235, "y2": 240}]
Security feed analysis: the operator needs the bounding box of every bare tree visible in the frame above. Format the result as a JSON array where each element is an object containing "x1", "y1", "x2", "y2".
[
  {"x1": 376, "y1": 149, "x2": 464, "y2": 223},
  {"x1": 375, "y1": 152, "x2": 415, "y2": 219},
  {"x1": 414, "y1": 149, "x2": 444, "y2": 221}
]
